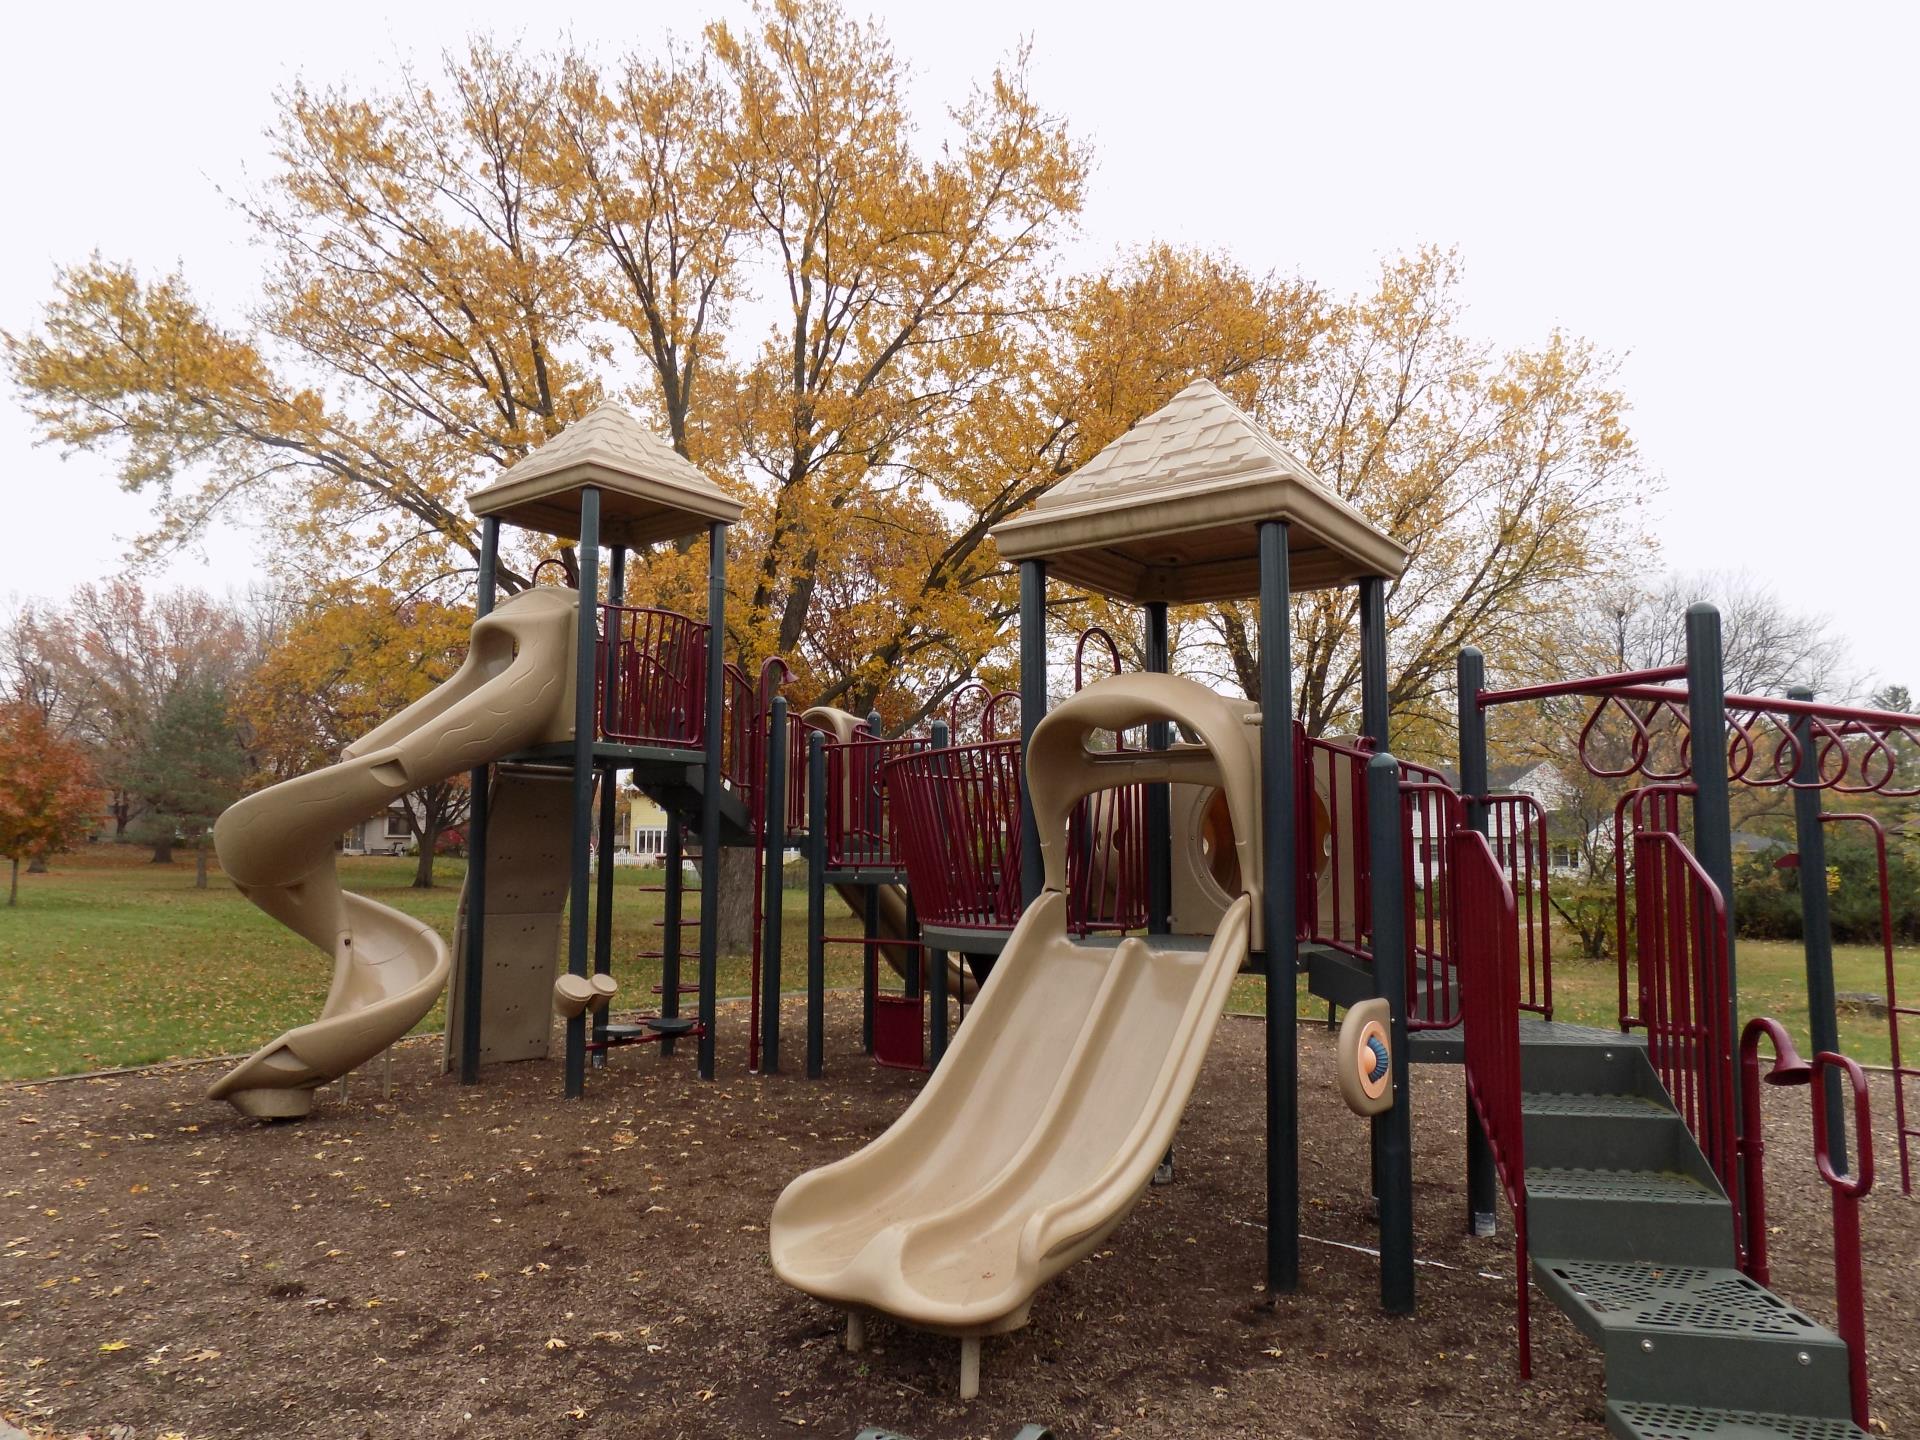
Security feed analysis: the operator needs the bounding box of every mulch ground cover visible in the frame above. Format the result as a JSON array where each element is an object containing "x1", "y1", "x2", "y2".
[{"x1": 2, "y1": 996, "x2": 1913, "y2": 1439}]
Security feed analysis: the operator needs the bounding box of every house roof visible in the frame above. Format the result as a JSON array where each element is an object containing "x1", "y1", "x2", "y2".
[
  {"x1": 1423, "y1": 760, "x2": 1551, "y2": 793},
  {"x1": 990, "y1": 380, "x2": 1408, "y2": 603},
  {"x1": 468, "y1": 404, "x2": 743, "y2": 549}
]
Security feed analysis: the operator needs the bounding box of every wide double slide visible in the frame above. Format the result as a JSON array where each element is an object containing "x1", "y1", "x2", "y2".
[
  {"x1": 771, "y1": 674, "x2": 1262, "y2": 1362},
  {"x1": 771, "y1": 892, "x2": 1249, "y2": 1330},
  {"x1": 208, "y1": 587, "x2": 578, "y2": 1118}
]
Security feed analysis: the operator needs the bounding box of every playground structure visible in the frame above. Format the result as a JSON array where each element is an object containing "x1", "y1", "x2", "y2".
[{"x1": 209, "y1": 386, "x2": 1917, "y2": 1438}]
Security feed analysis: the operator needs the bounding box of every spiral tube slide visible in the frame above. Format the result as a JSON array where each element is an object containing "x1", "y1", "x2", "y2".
[{"x1": 207, "y1": 587, "x2": 578, "y2": 1119}]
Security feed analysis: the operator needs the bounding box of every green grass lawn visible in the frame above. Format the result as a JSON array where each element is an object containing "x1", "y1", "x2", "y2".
[
  {"x1": 1, "y1": 848, "x2": 1910, "y2": 1079},
  {"x1": 1546, "y1": 937, "x2": 1910, "y2": 1069},
  {"x1": 1220, "y1": 934, "x2": 1912, "y2": 1069},
  {"x1": 0, "y1": 846, "x2": 857, "y2": 1080}
]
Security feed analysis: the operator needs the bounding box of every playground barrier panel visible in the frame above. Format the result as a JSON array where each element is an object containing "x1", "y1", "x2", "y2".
[
  {"x1": 596, "y1": 604, "x2": 708, "y2": 747},
  {"x1": 1819, "y1": 812, "x2": 1914, "y2": 1196},
  {"x1": 886, "y1": 740, "x2": 1025, "y2": 932}
]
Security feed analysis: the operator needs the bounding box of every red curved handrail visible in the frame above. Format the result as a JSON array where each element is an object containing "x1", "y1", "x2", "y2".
[
  {"x1": 1738, "y1": 1017, "x2": 1875, "y2": 1429},
  {"x1": 1074, "y1": 626, "x2": 1123, "y2": 691}
]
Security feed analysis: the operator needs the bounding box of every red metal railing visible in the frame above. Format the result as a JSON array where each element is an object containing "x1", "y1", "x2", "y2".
[
  {"x1": 596, "y1": 604, "x2": 708, "y2": 747},
  {"x1": 1613, "y1": 784, "x2": 1693, "y2": 1032},
  {"x1": 885, "y1": 740, "x2": 1025, "y2": 931},
  {"x1": 1633, "y1": 830, "x2": 1738, "y2": 1193},
  {"x1": 1297, "y1": 733, "x2": 1546, "y2": 1033},
  {"x1": 1067, "y1": 779, "x2": 1147, "y2": 935},
  {"x1": 1738, "y1": 1018, "x2": 1875, "y2": 1429},
  {"x1": 1451, "y1": 826, "x2": 1531, "y2": 1377},
  {"x1": 1401, "y1": 780, "x2": 1463, "y2": 1030},
  {"x1": 1064, "y1": 626, "x2": 1148, "y2": 935},
  {"x1": 1298, "y1": 731, "x2": 1373, "y2": 957},
  {"x1": 1485, "y1": 793, "x2": 1553, "y2": 1019},
  {"x1": 1821, "y1": 812, "x2": 1914, "y2": 1195},
  {"x1": 785, "y1": 712, "x2": 829, "y2": 828},
  {"x1": 947, "y1": 681, "x2": 1018, "y2": 743},
  {"x1": 825, "y1": 726, "x2": 928, "y2": 871},
  {"x1": 1482, "y1": 666, "x2": 1920, "y2": 799},
  {"x1": 721, "y1": 662, "x2": 758, "y2": 810}
]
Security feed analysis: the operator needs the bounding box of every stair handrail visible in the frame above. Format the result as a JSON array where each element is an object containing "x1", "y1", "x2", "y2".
[
  {"x1": 1634, "y1": 829, "x2": 1739, "y2": 1195},
  {"x1": 1450, "y1": 824, "x2": 1531, "y2": 1377},
  {"x1": 1737, "y1": 1017, "x2": 1875, "y2": 1430},
  {"x1": 1611, "y1": 782, "x2": 1694, "y2": 1032}
]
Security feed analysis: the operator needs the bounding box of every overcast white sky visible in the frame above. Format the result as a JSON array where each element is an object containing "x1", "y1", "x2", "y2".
[{"x1": 3, "y1": 1, "x2": 1914, "y2": 693}]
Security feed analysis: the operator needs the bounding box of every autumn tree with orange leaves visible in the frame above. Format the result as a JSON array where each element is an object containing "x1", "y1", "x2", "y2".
[
  {"x1": 4, "y1": 0, "x2": 1646, "y2": 744},
  {"x1": 0, "y1": 703, "x2": 100, "y2": 904},
  {"x1": 234, "y1": 587, "x2": 474, "y2": 887}
]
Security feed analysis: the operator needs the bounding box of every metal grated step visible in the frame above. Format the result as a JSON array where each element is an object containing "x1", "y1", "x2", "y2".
[
  {"x1": 1524, "y1": 1091, "x2": 1672, "y2": 1118},
  {"x1": 1547, "y1": 1260, "x2": 1831, "y2": 1341},
  {"x1": 1537, "y1": 1258, "x2": 1853, "y2": 1417},
  {"x1": 1520, "y1": 1020, "x2": 1647, "y2": 1047},
  {"x1": 1527, "y1": 1168, "x2": 1723, "y2": 1203},
  {"x1": 1607, "y1": 1399, "x2": 1865, "y2": 1439}
]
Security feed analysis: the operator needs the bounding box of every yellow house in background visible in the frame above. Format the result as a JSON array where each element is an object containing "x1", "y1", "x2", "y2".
[{"x1": 617, "y1": 788, "x2": 671, "y2": 860}]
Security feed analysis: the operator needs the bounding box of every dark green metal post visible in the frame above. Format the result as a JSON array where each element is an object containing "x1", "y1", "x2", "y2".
[
  {"x1": 1358, "y1": 578, "x2": 1391, "y2": 1218},
  {"x1": 862, "y1": 877, "x2": 879, "y2": 1054},
  {"x1": 1685, "y1": 604, "x2": 1742, "y2": 1241},
  {"x1": 459, "y1": 517, "x2": 499, "y2": 1085},
  {"x1": 564, "y1": 488, "x2": 602, "y2": 1099},
  {"x1": 1145, "y1": 600, "x2": 1173, "y2": 935},
  {"x1": 661, "y1": 808, "x2": 683, "y2": 1055},
  {"x1": 1790, "y1": 686, "x2": 1848, "y2": 1170},
  {"x1": 1457, "y1": 645, "x2": 1498, "y2": 1237},
  {"x1": 1366, "y1": 753, "x2": 1417, "y2": 1313},
  {"x1": 760, "y1": 695, "x2": 789, "y2": 1074},
  {"x1": 697, "y1": 522, "x2": 726, "y2": 1080},
  {"x1": 591, "y1": 546, "x2": 627, "y2": 1058},
  {"x1": 1258, "y1": 520, "x2": 1299, "y2": 1292},
  {"x1": 592, "y1": 765, "x2": 618, "y2": 1063},
  {"x1": 928, "y1": 718, "x2": 950, "y2": 1067},
  {"x1": 807, "y1": 732, "x2": 827, "y2": 1078},
  {"x1": 1018, "y1": 560, "x2": 1048, "y2": 906}
]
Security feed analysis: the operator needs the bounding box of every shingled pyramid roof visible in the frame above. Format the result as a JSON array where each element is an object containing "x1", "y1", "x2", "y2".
[
  {"x1": 468, "y1": 404, "x2": 742, "y2": 549},
  {"x1": 992, "y1": 380, "x2": 1406, "y2": 602}
]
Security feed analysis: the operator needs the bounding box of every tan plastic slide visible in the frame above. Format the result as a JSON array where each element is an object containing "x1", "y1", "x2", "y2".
[
  {"x1": 770, "y1": 674, "x2": 1259, "y2": 1395},
  {"x1": 208, "y1": 587, "x2": 579, "y2": 1119}
]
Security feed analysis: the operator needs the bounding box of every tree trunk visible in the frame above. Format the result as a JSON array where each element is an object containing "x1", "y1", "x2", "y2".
[
  {"x1": 150, "y1": 836, "x2": 174, "y2": 864},
  {"x1": 26, "y1": 853, "x2": 48, "y2": 874},
  {"x1": 8, "y1": 858, "x2": 16, "y2": 906},
  {"x1": 412, "y1": 821, "x2": 438, "y2": 888},
  {"x1": 194, "y1": 842, "x2": 209, "y2": 889},
  {"x1": 697, "y1": 846, "x2": 757, "y2": 956}
]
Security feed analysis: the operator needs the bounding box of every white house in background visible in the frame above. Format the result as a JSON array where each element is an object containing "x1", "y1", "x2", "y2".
[
  {"x1": 342, "y1": 798, "x2": 421, "y2": 856},
  {"x1": 342, "y1": 786, "x2": 679, "y2": 861},
  {"x1": 1403, "y1": 757, "x2": 1586, "y2": 878}
]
